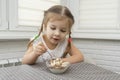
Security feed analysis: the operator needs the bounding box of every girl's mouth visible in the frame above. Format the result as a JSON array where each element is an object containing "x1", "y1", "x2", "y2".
[
  {"x1": 53, "y1": 38, "x2": 60, "y2": 41},
  {"x1": 54, "y1": 38, "x2": 59, "y2": 41}
]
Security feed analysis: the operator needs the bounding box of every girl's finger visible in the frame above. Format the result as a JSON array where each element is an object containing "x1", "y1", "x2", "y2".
[
  {"x1": 37, "y1": 45, "x2": 46, "y2": 52},
  {"x1": 42, "y1": 47, "x2": 47, "y2": 52},
  {"x1": 38, "y1": 42, "x2": 43, "y2": 46}
]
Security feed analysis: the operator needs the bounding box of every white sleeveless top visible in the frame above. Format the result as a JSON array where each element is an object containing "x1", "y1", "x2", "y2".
[{"x1": 32, "y1": 35, "x2": 68, "y2": 62}]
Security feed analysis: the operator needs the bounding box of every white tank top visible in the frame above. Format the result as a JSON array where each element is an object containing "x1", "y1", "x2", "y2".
[{"x1": 32, "y1": 35, "x2": 68, "y2": 62}]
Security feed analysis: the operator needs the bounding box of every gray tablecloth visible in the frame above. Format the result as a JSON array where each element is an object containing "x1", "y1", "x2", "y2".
[{"x1": 0, "y1": 62, "x2": 120, "y2": 80}]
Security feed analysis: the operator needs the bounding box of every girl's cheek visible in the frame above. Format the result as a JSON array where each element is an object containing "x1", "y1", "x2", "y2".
[
  {"x1": 47, "y1": 29, "x2": 53, "y2": 34},
  {"x1": 61, "y1": 34, "x2": 67, "y2": 40}
]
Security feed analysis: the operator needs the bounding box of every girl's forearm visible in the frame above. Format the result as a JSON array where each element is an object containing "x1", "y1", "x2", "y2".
[
  {"x1": 62, "y1": 55, "x2": 84, "y2": 64},
  {"x1": 22, "y1": 52, "x2": 39, "y2": 65}
]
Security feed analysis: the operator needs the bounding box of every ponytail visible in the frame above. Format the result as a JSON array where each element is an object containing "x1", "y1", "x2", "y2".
[
  {"x1": 27, "y1": 19, "x2": 44, "y2": 49},
  {"x1": 61, "y1": 32, "x2": 72, "y2": 58}
]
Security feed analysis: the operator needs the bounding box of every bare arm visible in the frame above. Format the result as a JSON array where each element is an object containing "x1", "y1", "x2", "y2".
[
  {"x1": 62, "y1": 42, "x2": 84, "y2": 64},
  {"x1": 22, "y1": 46, "x2": 39, "y2": 64},
  {"x1": 22, "y1": 42, "x2": 47, "y2": 65}
]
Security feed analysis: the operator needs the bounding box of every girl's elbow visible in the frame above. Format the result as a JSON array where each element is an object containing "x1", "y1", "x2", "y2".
[
  {"x1": 78, "y1": 54, "x2": 84, "y2": 62},
  {"x1": 22, "y1": 58, "x2": 35, "y2": 65}
]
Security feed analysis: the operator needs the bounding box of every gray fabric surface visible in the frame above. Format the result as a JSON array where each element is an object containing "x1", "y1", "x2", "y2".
[{"x1": 0, "y1": 62, "x2": 120, "y2": 80}]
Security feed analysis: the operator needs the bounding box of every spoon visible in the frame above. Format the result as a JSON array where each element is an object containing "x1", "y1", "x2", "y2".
[{"x1": 46, "y1": 51, "x2": 57, "y2": 59}]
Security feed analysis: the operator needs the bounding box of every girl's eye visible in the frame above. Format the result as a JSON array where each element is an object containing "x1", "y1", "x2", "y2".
[
  {"x1": 50, "y1": 27, "x2": 56, "y2": 30},
  {"x1": 61, "y1": 29, "x2": 66, "y2": 33}
]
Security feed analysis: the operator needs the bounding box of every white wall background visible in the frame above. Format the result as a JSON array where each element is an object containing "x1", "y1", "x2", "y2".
[{"x1": 0, "y1": 40, "x2": 28, "y2": 60}]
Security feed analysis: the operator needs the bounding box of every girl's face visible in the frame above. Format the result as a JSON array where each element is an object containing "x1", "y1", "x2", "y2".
[{"x1": 44, "y1": 19, "x2": 69, "y2": 45}]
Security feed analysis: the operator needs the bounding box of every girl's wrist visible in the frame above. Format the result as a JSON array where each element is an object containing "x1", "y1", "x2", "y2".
[
  {"x1": 61, "y1": 58, "x2": 71, "y2": 64},
  {"x1": 61, "y1": 58, "x2": 67, "y2": 62}
]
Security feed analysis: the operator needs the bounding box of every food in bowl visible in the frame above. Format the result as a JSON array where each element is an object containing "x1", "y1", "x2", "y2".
[{"x1": 46, "y1": 58, "x2": 70, "y2": 74}]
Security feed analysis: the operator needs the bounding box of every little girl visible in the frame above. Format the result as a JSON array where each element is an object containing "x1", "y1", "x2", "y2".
[{"x1": 22, "y1": 5, "x2": 84, "y2": 64}]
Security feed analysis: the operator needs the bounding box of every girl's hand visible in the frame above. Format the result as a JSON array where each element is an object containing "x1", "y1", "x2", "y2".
[{"x1": 33, "y1": 42, "x2": 47, "y2": 56}]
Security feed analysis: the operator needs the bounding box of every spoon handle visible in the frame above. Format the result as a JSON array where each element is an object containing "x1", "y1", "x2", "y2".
[{"x1": 47, "y1": 51, "x2": 56, "y2": 59}]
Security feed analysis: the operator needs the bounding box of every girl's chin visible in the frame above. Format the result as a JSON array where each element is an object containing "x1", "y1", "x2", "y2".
[
  {"x1": 50, "y1": 40, "x2": 59, "y2": 45},
  {"x1": 51, "y1": 41, "x2": 58, "y2": 45}
]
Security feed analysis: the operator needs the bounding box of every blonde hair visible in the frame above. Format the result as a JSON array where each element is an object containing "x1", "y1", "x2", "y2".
[{"x1": 28, "y1": 5, "x2": 74, "y2": 58}]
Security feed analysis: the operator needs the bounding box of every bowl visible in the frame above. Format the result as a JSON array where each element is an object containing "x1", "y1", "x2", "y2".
[{"x1": 46, "y1": 58, "x2": 70, "y2": 74}]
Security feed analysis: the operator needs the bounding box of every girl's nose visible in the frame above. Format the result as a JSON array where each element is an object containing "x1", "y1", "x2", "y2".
[{"x1": 54, "y1": 30, "x2": 60, "y2": 36}]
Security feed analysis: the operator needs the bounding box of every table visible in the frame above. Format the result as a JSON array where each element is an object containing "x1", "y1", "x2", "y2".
[{"x1": 0, "y1": 62, "x2": 120, "y2": 80}]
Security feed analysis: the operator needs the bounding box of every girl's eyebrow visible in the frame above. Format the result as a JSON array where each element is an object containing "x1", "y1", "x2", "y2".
[
  {"x1": 61, "y1": 26, "x2": 67, "y2": 29},
  {"x1": 61, "y1": 28, "x2": 67, "y2": 30}
]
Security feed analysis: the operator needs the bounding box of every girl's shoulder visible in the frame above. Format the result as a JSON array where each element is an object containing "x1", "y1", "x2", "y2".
[
  {"x1": 31, "y1": 35, "x2": 42, "y2": 45},
  {"x1": 63, "y1": 38, "x2": 68, "y2": 44},
  {"x1": 59, "y1": 38, "x2": 68, "y2": 48}
]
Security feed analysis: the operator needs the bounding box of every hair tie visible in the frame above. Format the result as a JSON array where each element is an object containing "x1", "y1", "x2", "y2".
[
  {"x1": 34, "y1": 35, "x2": 39, "y2": 40},
  {"x1": 68, "y1": 37, "x2": 72, "y2": 42}
]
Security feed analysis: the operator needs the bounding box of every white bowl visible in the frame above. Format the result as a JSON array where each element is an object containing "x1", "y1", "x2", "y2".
[{"x1": 46, "y1": 60, "x2": 70, "y2": 74}]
